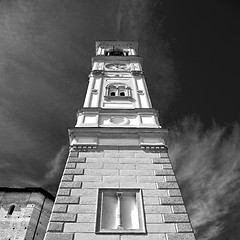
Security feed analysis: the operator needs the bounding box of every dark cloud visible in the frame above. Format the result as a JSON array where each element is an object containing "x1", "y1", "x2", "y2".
[
  {"x1": 0, "y1": 1, "x2": 239, "y2": 239},
  {"x1": 0, "y1": 0, "x2": 175, "y2": 194},
  {"x1": 117, "y1": 0, "x2": 178, "y2": 123}
]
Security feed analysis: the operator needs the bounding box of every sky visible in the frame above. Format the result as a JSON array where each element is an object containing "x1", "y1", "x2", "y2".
[{"x1": 0, "y1": 0, "x2": 240, "y2": 239}]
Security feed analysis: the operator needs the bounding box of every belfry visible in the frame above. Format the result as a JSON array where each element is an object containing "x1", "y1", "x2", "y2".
[{"x1": 45, "y1": 41, "x2": 196, "y2": 240}]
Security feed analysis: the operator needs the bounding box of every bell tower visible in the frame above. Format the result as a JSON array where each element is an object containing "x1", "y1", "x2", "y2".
[
  {"x1": 77, "y1": 41, "x2": 159, "y2": 130},
  {"x1": 44, "y1": 41, "x2": 196, "y2": 240}
]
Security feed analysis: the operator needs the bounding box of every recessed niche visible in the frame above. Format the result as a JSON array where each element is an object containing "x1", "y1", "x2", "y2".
[{"x1": 96, "y1": 189, "x2": 146, "y2": 234}]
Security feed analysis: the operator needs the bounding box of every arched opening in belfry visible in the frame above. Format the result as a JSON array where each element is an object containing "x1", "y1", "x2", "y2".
[
  {"x1": 106, "y1": 83, "x2": 132, "y2": 97},
  {"x1": 109, "y1": 50, "x2": 124, "y2": 56},
  {"x1": 104, "y1": 46, "x2": 129, "y2": 56}
]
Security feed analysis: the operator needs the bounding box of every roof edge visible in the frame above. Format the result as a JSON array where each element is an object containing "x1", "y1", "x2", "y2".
[{"x1": 0, "y1": 187, "x2": 55, "y2": 201}]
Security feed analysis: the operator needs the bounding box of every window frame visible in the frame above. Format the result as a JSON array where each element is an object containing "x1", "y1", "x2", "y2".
[
  {"x1": 105, "y1": 83, "x2": 132, "y2": 100},
  {"x1": 95, "y1": 188, "x2": 146, "y2": 234}
]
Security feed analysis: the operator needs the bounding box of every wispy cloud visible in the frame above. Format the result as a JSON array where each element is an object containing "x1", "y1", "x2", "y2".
[
  {"x1": 169, "y1": 116, "x2": 240, "y2": 239},
  {"x1": 42, "y1": 145, "x2": 69, "y2": 194}
]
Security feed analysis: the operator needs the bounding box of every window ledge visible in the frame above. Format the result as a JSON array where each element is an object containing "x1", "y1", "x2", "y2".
[
  {"x1": 96, "y1": 229, "x2": 146, "y2": 234},
  {"x1": 104, "y1": 96, "x2": 133, "y2": 101}
]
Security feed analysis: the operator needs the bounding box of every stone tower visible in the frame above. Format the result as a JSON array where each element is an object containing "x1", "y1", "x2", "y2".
[
  {"x1": 45, "y1": 41, "x2": 196, "y2": 240},
  {"x1": 0, "y1": 187, "x2": 54, "y2": 240}
]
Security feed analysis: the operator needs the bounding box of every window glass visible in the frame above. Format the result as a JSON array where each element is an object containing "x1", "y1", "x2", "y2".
[
  {"x1": 101, "y1": 192, "x2": 118, "y2": 229},
  {"x1": 121, "y1": 192, "x2": 139, "y2": 229}
]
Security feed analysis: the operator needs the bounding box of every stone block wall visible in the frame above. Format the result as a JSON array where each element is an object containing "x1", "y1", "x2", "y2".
[
  {"x1": 0, "y1": 188, "x2": 54, "y2": 240},
  {"x1": 45, "y1": 147, "x2": 196, "y2": 240}
]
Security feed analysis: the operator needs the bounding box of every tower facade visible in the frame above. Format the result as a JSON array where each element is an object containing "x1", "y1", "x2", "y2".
[
  {"x1": 0, "y1": 187, "x2": 54, "y2": 240},
  {"x1": 45, "y1": 41, "x2": 196, "y2": 240}
]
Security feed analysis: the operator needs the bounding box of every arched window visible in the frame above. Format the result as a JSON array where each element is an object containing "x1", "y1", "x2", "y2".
[
  {"x1": 8, "y1": 205, "x2": 15, "y2": 215},
  {"x1": 108, "y1": 50, "x2": 124, "y2": 56},
  {"x1": 104, "y1": 47, "x2": 129, "y2": 56},
  {"x1": 105, "y1": 83, "x2": 132, "y2": 98}
]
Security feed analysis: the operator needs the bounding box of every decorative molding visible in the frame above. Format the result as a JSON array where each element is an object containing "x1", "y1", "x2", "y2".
[
  {"x1": 92, "y1": 70, "x2": 104, "y2": 76},
  {"x1": 91, "y1": 89, "x2": 98, "y2": 94},
  {"x1": 137, "y1": 90, "x2": 144, "y2": 95},
  {"x1": 68, "y1": 127, "x2": 168, "y2": 147},
  {"x1": 108, "y1": 117, "x2": 130, "y2": 125},
  {"x1": 105, "y1": 63, "x2": 130, "y2": 71},
  {"x1": 72, "y1": 145, "x2": 97, "y2": 150},
  {"x1": 140, "y1": 145, "x2": 163, "y2": 150},
  {"x1": 131, "y1": 70, "x2": 144, "y2": 76}
]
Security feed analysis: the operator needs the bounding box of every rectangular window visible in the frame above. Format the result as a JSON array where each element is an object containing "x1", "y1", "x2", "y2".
[{"x1": 96, "y1": 189, "x2": 146, "y2": 234}]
